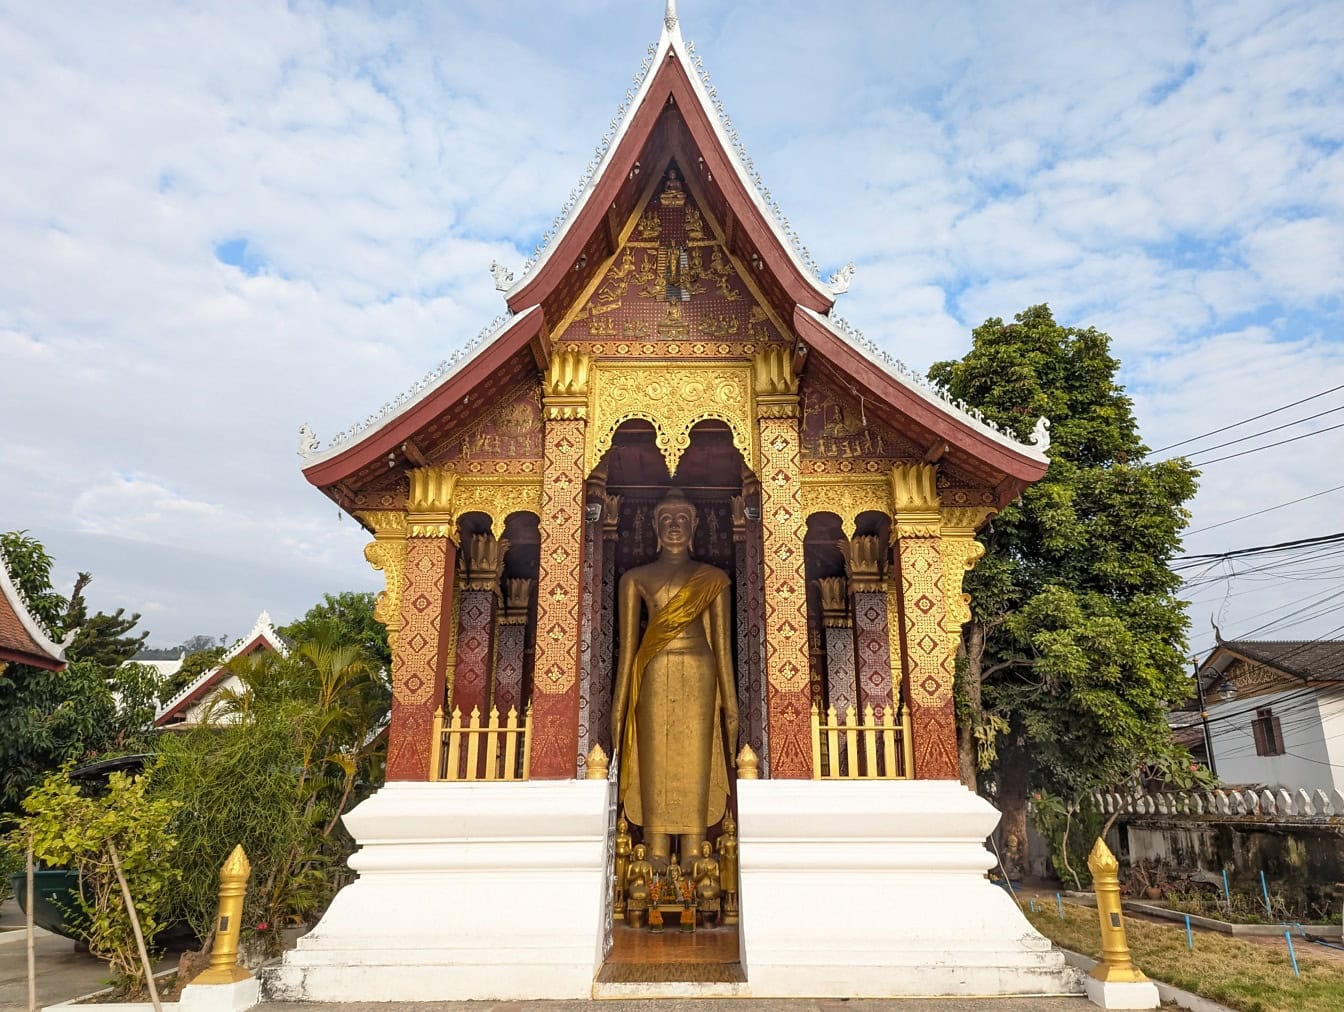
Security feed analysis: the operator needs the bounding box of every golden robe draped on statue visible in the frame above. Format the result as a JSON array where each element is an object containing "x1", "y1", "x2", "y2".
[{"x1": 619, "y1": 565, "x2": 731, "y2": 835}]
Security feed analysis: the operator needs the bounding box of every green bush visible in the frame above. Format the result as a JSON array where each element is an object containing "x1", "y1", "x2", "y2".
[
  {"x1": 5, "y1": 767, "x2": 179, "y2": 996},
  {"x1": 1029, "y1": 792, "x2": 1104, "y2": 889}
]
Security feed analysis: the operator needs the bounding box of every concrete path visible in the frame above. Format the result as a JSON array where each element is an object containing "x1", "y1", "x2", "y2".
[
  {"x1": 0, "y1": 898, "x2": 176, "y2": 1008},
  {"x1": 257, "y1": 1001, "x2": 1089, "y2": 1011}
]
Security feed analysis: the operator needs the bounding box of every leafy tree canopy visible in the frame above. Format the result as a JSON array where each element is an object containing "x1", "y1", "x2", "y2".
[
  {"x1": 928, "y1": 305, "x2": 1199, "y2": 873},
  {"x1": 0, "y1": 531, "x2": 68, "y2": 634},
  {"x1": 280, "y1": 591, "x2": 391, "y2": 672}
]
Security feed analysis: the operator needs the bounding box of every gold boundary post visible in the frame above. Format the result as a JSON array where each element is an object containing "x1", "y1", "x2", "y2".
[
  {"x1": 192, "y1": 845, "x2": 252, "y2": 985},
  {"x1": 1087, "y1": 837, "x2": 1148, "y2": 983}
]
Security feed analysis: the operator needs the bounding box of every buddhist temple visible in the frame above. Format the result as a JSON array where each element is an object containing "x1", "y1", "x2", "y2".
[
  {"x1": 0, "y1": 545, "x2": 70, "y2": 673},
  {"x1": 273, "y1": 3, "x2": 1073, "y2": 1001},
  {"x1": 155, "y1": 611, "x2": 288, "y2": 728}
]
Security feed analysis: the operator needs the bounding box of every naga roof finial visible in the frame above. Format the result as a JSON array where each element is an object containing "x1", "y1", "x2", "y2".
[{"x1": 664, "y1": 0, "x2": 678, "y2": 32}]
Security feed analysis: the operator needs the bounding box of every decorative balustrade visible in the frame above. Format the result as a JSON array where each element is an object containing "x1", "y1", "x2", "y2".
[
  {"x1": 1092, "y1": 786, "x2": 1344, "y2": 821},
  {"x1": 429, "y1": 705, "x2": 533, "y2": 782},
  {"x1": 809, "y1": 703, "x2": 913, "y2": 780}
]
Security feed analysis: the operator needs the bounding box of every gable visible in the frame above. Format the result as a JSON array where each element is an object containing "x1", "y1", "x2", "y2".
[{"x1": 552, "y1": 159, "x2": 791, "y2": 356}]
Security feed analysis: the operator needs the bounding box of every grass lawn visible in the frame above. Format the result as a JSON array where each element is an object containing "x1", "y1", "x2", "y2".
[{"x1": 1024, "y1": 901, "x2": 1344, "y2": 1012}]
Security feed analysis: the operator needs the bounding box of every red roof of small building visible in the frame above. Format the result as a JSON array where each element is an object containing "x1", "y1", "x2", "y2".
[
  {"x1": 155, "y1": 611, "x2": 289, "y2": 726},
  {"x1": 0, "y1": 547, "x2": 68, "y2": 671}
]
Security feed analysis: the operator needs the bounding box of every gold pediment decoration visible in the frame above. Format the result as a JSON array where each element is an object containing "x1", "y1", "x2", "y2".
[
  {"x1": 587, "y1": 359, "x2": 756, "y2": 476},
  {"x1": 799, "y1": 472, "x2": 890, "y2": 538},
  {"x1": 450, "y1": 476, "x2": 544, "y2": 541},
  {"x1": 1225, "y1": 659, "x2": 1299, "y2": 701}
]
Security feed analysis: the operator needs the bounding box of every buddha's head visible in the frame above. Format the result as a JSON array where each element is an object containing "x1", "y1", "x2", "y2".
[
  {"x1": 701, "y1": 840, "x2": 712, "y2": 857},
  {"x1": 618, "y1": 816, "x2": 628, "y2": 833},
  {"x1": 652, "y1": 487, "x2": 697, "y2": 554},
  {"x1": 634, "y1": 843, "x2": 647, "y2": 859}
]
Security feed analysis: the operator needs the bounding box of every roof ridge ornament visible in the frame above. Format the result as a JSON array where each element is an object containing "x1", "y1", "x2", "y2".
[
  {"x1": 489, "y1": 260, "x2": 515, "y2": 292},
  {"x1": 828, "y1": 262, "x2": 856, "y2": 296},
  {"x1": 664, "y1": 0, "x2": 678, "y2": 32}
]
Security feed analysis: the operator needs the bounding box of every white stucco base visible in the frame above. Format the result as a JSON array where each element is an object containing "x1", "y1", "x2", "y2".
[
  {"x1": 734, "y1": 778, "x2": 1079, "y2": 997},
  {"x1": 1084, "y1": 975, "x2": 1161, "y2": 1008},
  {"x1": 179, "y1": 977, "x2": 260, "y2": 1012},
  {"x1": 262, "y1": 779, "x2": 612, "y2": 1002}
]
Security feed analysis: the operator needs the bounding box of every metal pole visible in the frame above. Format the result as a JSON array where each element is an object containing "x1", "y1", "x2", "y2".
[
  {"x1": 1193, "y1": 657, "x2": 1217, "y2": 778},
  {"x1": 26, "y1": 839, "x2": 36, "y2": 1012}
]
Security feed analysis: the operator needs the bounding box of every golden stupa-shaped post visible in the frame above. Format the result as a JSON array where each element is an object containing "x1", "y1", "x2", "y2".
[
  {"x1": 1086, "y1": 837, "x2": 1148, "y2": 984},
  {"x1": 192, "y1": 845, "x2": 253, "y2": 985}
]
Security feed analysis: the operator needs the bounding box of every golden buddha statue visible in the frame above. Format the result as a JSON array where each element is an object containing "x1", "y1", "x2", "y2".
[
  {"x1": 625, "y1": 843, "x2": 654, "y2": 910},
  {"x1": 612, "y1": 488, "x2": 737, "y2": 872},
  {"x1": 718, "y1": 813, "x2": 739, "y2": 918},
  {"x1": 692, "y1": 840, "x2": 721, "y2": 906},
  {"x1": 614, "y1": 816, "x2": 633, "y2": 915}
]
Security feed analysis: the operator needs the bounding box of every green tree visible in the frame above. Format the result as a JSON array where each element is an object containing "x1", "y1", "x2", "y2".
[
  {"x1": 928, "y1": 305, "x2": 1199, "y2": 876},
  {"x1": 67, "y1": 608, "x2": 149, "y2": 669},
  {"x1": 280, "y1": 591, "x2": 391, "y2": 672},
  {"x1": 0, "y1": 534, "x2": 157, "y2": 813}
]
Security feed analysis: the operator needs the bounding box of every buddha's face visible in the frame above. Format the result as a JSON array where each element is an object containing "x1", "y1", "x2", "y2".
[
  {"x1": 634, "y1": 844, "x2": 646, "y2": 859},
  {"x1": 654, "y1": 505, "x2": 696, "y2": 552},
  {"x1": 701, "y1": 841, "x2": 711, "y2": 857}
]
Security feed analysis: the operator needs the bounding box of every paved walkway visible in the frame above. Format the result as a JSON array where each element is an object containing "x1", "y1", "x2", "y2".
[
  {"x1": 0, "y1": 898, "x2": 176, "y2": 1008},
  {"x1": 257, "y1": 1002, "x2": 1088, "y2": 1011}
]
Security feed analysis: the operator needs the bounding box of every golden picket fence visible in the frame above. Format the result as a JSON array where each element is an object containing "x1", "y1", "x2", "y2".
[
  {"x1": 810, "y1": 703, "x2": 914, "y2": 780},
  {"x1": 428, "y1": 705, "x2": 533, "y2": 782}
]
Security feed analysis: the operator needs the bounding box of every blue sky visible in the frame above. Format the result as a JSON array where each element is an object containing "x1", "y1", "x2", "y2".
[{"x1": 1, "y1": 0, "x2": 1341, "y2": 657}]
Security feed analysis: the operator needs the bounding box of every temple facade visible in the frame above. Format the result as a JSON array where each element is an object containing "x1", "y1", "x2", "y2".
[{"x1": 273, "y1": 4, "x2": 1073, "y2": 1001}]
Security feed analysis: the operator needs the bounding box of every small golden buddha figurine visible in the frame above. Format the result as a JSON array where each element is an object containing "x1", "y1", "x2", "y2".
[
  {"x1": 666, "y1": 859, "x2": 686, "y2": 903},
  {"x1": 614, "y1": 816, "x2": 633, "y2": 916},
  {"x1": 612, "y1": 488, "x2": 737, "y2": 873},
  {"x1": 692, "y1": 840, "x2": 721, "y2": 906},
  {"x1": 625, "y1": 843, "x2": 654, "y2": 911},
  {"x1": 718, "y1": 813, "x2": 739, "y2": 918}
]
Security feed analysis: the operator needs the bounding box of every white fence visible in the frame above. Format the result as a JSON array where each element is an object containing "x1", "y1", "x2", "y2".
[{"x1": 1093, "y1": 787, "x2": 1344, "y2": 821}]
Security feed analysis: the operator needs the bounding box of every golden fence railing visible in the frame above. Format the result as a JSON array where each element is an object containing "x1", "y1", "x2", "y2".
[
  {"x1": 429, "y1": 704, "x2": 533, "y2": 782},
  {"x1": 809, "y1": 702, "x2": 914, "y2": 780}
]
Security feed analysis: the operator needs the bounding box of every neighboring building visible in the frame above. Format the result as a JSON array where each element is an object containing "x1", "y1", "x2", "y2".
[
  {"x1": 154, "y1": 611, "x2": 288, "y2": 728},
  {"x1": 0, "y1": 546, "x2": 70, "y2": 672},
  {"x1": 1184, "y1": 637, "x2": 1344, "y2": 793},
  {"x1": 131, "y1": 652, "x2": 186, "y2": 682}
]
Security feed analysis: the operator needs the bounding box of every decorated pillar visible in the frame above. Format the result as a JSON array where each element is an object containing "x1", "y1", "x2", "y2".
[
  {"x1": 530, "y1": 350, "x2": 591, "y2": 778},
  {"x1": 732, "y1": 489, "x2": 769, "y2": 767},
  {"x1": 577, "y1": 484, "x2": 617, "y2": 776},
  {"x1": 815, "y1": 576, "x2": 856, "y2": 714},
  {"x1": 890, "y1": 463, "x2": 957, "y2": 779},
  {"x1": 493, "y1": 577, "x2": 532, "y2": 715},
  {"x1": 373, "y1": 467, "x2": 460, "y2": 781},
  {"x1": 844, "y1": 535, "x2": 895, "y2": 718},
  {"x1": 451, "y1": 532, "x2": 507, "y2": 719},
  {"x1": 753, "y1": 347, "x2": 811, "y2": 778}
]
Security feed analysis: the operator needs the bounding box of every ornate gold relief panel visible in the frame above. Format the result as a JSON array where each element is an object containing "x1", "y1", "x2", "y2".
[
  {"x1": 450, "y1": 476, "x2": 544, "y2": 540},
  {"x1": 799, "y1": 473, "x2": 890, "y2": 538},
  {"x1": 587, "y1": 360, "x2": 756, "y2": 476}
]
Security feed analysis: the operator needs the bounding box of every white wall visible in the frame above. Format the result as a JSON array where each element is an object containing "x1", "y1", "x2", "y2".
[{"x1": 1206, "y1": 685, "x2": 1341, "y2": 793}]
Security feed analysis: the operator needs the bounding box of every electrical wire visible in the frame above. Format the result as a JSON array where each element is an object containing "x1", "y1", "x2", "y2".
[
  {"x1": 1175, "y1": 404, "x2": 1344, "y2": 459},
  {"x1": 1182, "y1": 420, "x2": 1344, "y2": 467},
  {"x1": 1184, "y1": 483, "x2": 1344, "y2": 536},
  {"x1": 1149, "y1": 382, "x2": 1344, "y2": 454}
]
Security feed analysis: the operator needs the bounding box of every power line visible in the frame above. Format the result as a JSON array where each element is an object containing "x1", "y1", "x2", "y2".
[
  {"x1": 1150, "y1": 382, "x2": 1344, "y2": 454},
  {"x1": 1183, "y1": 420, "x2": 1344, "y2": 467},
  {"x1": 1171, "y1": 531, "x2": 1344, "y2": 569},
  {"x1": 1184, "y1": 483, "x2": 1344, "y2": 536},
  {"x1": 1175, "y1": 404, "x2": 1344, "y2": 459}
]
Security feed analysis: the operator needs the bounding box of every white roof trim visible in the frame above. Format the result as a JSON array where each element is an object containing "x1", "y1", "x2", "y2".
[
  {"x1": 297, "y1": 306, "x2": 536, "y2": 465},
  {"x1": 155, "y1": 610, "x2": 288, "y2": 721},
  {"x1": 798, "y1": 307, "x2": 1051, "y2": 462},
  {"x1": 502, "y1": 10, "x2": 839, "y2": 304},
  {"x1": 0, "y1": 543, "x2": 71, "y2": 662}
]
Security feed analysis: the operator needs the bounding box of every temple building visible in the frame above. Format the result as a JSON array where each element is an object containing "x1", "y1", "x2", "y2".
[
  {"x1": 273, "y1": 3, "x2": 1073, "y2": 1001},
  {"x1": 0, "y1": 546, "x2": 70, "y2": 674},
  {"x1": 155, "y1": 611, "x2": 288, "y2": 728}
]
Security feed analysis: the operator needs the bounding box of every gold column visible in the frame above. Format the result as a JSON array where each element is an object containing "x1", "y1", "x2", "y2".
[
  {"x1": 385, "y1": 466, "x2": 458, "y2": 781},
  {"x1": 530, "y1": 350, "x2": 591, "y2": 778},
  {"x1": 754, "y1": 346, "x2": 811, "y2": 778},
  {"x1": 890, "y1": 463, "x2": 958, "y2": 780},
  {"x1": 356, "y1": 510, "x2": 409, "y2": 658},
  {"x1": 191, "y1": 845, "x2": 251, "y2": 985}
]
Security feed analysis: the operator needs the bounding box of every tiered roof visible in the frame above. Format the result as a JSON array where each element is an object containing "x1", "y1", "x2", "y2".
[{"x1": 298, "y1": 2, "x2": 1050, "y2": 509}]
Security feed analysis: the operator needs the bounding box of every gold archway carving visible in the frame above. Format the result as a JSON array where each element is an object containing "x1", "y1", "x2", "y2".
[
  {"x1": 450, "y1": 476, "x2": 543, "y2": 540},
  {"x1": 799, "y1": 473, "x2": 891, "y2": 538},
  {"x1": 587, "y1": 360, "x2": 757, "y2": 476}
]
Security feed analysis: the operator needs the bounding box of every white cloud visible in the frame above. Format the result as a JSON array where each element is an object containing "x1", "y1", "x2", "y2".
[{"x1": 0, "y1": 0, "x2": 1341, "y2": 646}]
